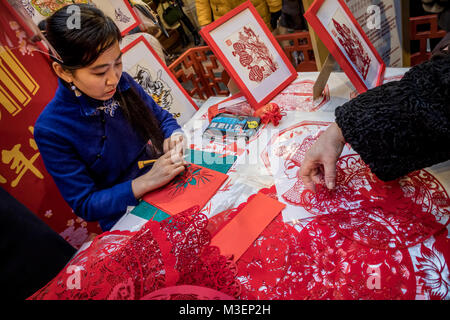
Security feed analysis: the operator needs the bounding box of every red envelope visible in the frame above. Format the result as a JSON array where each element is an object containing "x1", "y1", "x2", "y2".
[
  {"x1": 210, "y1": 192, "x2": 286, "y2": 262},
  {"x1": 142, "y1": 164, "x2": 228, "y2": 215}
]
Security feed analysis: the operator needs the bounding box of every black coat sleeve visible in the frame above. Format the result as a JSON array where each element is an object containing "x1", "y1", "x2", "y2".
[
  {"x1": 0, "y1": 187, "x2": 76, "y2": 299},
  {"x1": 335, "y1": 54, "x2": 450, "y2": 181}
]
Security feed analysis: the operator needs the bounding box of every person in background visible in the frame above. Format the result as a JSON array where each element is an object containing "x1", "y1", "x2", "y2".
[
  {"x1": 195, "y1": 0, "x2": 282, "y2": 31},
  {"x1": 156, "y1": 0, "x2": 201, "y2": 47},
  {"x1": 278, "y1": 0, "x2": 307, "y2": 33},
  {"x1": 34, "y1": 4, "x2": 187, "y2": 232},
  {"x1": 421, "y1": 0, "x2": 450, "y2": 31},
  {"x1": 299, "y1": 48, "x2": 450, "y2": 191},
  {"x1": 421, "y1": 0, "x2": 450, "y2": 54}
]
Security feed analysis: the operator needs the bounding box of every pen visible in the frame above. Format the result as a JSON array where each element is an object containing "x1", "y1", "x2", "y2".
[
  {"x1": 137, "y1": 159, "x2": 156, "y2": 169},
  {"x1": 138, "y1": 152, "x2": 189, "y2": 169}
]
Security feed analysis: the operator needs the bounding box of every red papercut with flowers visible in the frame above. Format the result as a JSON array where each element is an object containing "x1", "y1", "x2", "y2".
[
  {"x1": 229, "y1": 26, "x2": 279, "y2": 83},
  {"x1": 331, "y1": 18, "x2": 371, "y2": 80},
  {"x1": 142, "y1": 164, "x2": 228, "y2": 216},
  {"x1": 29, "y1": 206, "x2": 241, "y2": 300},
  {"x1": 270, "y1": 78, "x2": 330, "y2": 112}
]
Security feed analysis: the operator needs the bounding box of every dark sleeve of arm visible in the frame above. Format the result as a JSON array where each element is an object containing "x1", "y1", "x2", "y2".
[
  {"x1": 432, "y1": 32, "x2": 450, "y2": 58},
  {"x1": 335, "y1": 55, "x2": 450, "y2": 181}
]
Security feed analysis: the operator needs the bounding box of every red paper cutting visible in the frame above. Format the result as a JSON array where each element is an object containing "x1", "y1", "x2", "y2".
[
  {"x1": 210, "y1": 192, "x2": 286, "y2": 262},
  {"x1": 142, "y1": 164, "x2": 228, "y2": 216},
  {"x1": 29, "y1": 206, "x2": 242, "y2": 300},
  {"x1": 140, "y1": 285, "x2": 235, "y2": 300}
]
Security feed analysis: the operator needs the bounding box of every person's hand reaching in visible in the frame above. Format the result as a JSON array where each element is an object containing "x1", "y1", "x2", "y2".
[{"x1": 298, "y1": 123, "x2": 346, "y2": 192}]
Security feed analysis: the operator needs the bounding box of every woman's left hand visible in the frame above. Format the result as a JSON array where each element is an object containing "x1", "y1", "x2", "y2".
[{"x1": 163, "y1": 133, "x2": 185, "y2": 154}]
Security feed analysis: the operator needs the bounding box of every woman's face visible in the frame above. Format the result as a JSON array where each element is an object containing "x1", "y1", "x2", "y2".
[{"x1": 71, "y1": 41, "x2": 123, "y2": 101}]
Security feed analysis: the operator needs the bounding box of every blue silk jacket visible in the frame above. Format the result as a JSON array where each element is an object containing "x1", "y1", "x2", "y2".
[{"x1": 34, "y1": 72, "x2": 181, "y2": 231}]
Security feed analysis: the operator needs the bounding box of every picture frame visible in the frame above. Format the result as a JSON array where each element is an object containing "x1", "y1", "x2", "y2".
[
  {"x1": 91, "y1": 0, "x2": 140, "y2": 36},
  {"x1": 304, "y1": 0, "x2": 385, "y2": 93},
  {"x1": 18, "y1": 0, "x2": 88, "y2": 25},
  {"x1": 121, "y1": 35, "x2": 198, "y2": 126},
  {"x1": 199, "y1": 1, "x2": 297, "y2": 110}
]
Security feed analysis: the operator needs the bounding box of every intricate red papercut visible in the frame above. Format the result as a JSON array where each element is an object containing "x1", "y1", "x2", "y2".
[
  {"x1": 29, "y1": 206, "x2": 241, "y2": 300},
  {"x1": 270, "y1": 79, "x2": 330, "y2": 112},
  {"x1": 237, "y1": 217, "x2": 417, "y2": 300},
  {"x1": 331, "y1": 18, "x2": 371, "y2": 80},
  {"x1": 231, "y1": 26, "x2": 279, "y2": 83},
  {"x1": 276, "y1": 134, "x2": 321, "y2": 206},
  {"x1": 140, "y1": 285, "x2": 235, "y2": 300},
  {"x1": 413, "y1": 229, "x2": 450, "y2": 300},
  {"x1": 300, "y1": 155, "x2": 450, "y2": 249}
]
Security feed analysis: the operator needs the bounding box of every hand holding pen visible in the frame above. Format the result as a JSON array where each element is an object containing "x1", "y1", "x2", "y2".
[{"x1": 132, "y1": 138, "x2": 188, "y2": 199}]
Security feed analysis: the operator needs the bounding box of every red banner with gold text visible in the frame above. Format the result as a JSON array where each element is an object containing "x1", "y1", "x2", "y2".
[{"x1": 0, "y1": 0, "x2": 101, "y2": 248}]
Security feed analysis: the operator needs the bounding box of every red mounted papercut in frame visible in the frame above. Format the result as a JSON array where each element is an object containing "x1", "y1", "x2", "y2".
[
  {"x1": 304, "y1": 0, "x2": 385, "y2": 93},
  {"x1": 199, "y1": 1, "x2": 297, "y2": 110},
  {"x1": 142, "y1": 164, "x2": 228, "y2": 216}
]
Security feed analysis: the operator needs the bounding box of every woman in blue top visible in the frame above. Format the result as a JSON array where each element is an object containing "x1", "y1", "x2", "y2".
[{"x1": 34, "y1": 4, "x2": 187, "y2": 231}]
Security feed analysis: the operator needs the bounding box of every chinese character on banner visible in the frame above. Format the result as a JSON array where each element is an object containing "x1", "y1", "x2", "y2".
[{"x1": 0, "y1": 0, "x2": 102, "y2": 249}]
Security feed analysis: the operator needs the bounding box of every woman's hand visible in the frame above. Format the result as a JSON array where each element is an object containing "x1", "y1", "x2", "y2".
[
  {"x1": 132, "y1": 148, "x2": 187, "y2": 199},
  {"x1": 298, "y1": 122, "x2": 346, "y2": 192},
  {"x1": 163, "y1": 132, "x2": 185, "y2": 154}
]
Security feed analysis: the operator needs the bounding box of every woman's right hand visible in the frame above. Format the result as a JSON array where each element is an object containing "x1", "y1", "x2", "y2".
[
  {"x1": 298, "y1": 122, "x2": 346, "y2": 192},
  {"x1": 132, "y1": 148, "x2": 187, "y2": 199}
]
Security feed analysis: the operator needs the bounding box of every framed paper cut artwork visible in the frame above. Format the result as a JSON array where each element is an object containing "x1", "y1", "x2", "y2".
[
  {"x1": 142, "y1": 164, "x2": 228, "y2": 216},
  {"x1": 304, "y1": 0, "x2": 385, "y2": 93},
  {"x1": 19, "y1": 0, "x2": 89, "y2": 25},
  {"x1": 199, "y1": 1, "x2": 297, "y2": 110},
  {"x1": 121, "y1": 35, "x2": 198, "y2": 125},
  {"x1": 91, "y1": 0, "x2": 140, "y2": 35}
]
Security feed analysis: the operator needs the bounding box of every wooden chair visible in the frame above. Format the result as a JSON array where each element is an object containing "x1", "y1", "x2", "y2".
[
  {"x1": 410, "y1": 14, "x2": 446, "y2": 66},
  {"x1": 168, "y1": 46, "x2": 230, "y2": 100},
  {"x1": 274, "y1": 31, "x2": 317, "y2": 72},
  {"x1": 168, "y1": 32, "x2": 317, "y2": 100}
]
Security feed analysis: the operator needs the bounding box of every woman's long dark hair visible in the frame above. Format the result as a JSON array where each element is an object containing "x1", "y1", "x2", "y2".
[{"x1": 45, "y1": 4, "x2": 164, "y2": 154}]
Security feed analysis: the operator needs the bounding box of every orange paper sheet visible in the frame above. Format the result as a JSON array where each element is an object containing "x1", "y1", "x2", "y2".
[
  {"x1": 210, "y1": 193, "x2": 286, "y2": 261},
  {"x1": 142, "y1": 164, "x2": 228, "y2": 216}
]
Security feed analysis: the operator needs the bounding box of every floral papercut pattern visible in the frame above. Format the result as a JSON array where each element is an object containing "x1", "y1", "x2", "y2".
[
  {"x1": 331, "y1": 17, "x2": 371, "y2": 80},
  {"x1": 143, "y1": 164, "x2": 228, "y2": 216},
  {"x1": 228, "y1": 26, "x2": 279, "y2": 83},
  {"x1": 262, "y1": 121, "x2": 450, "y2": 246},
  {"x1": 167, "y1": 165, "x2": 215, "y2": 196},
  {"x1": 411, "y1": 231, "x2": 450, "y2": 300}
]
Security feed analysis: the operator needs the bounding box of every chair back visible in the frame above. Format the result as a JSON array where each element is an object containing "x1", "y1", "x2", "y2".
[{"x1": 410, "y1": 14, "x2": 446, "y2": 65}]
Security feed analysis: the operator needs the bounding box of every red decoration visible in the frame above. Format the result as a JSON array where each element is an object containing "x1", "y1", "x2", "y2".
[
  {"x1": 0, "y1": 0, "x2": 101, "y2": 248},
  {"x1": 332, "y1": 18, "x2": 371, "y2": 80},
  {"x1": 271, "y1": 79, "x2": 330, "y2": 112},
  {"x1": 304, "y1": 0, "x2": 385, "y2": 93},
  {"x1": 300, "y1": 155, "x2": 449, "y2": 250},
  {"x1": 253, "y1": 102, "x2": 286, "y2": 126},
  {"x1": 140, "y1": 285, "x2": 235, "y2": 300},
  {"x1": 29, "y1": 206, "x2": 241, "y2": 300},
  {"x1": 143, "y1": 164, "x2": 228, "y2": 216},
  {"x1": 200, "y1": 1, "x2": 297, "y2": 109}
]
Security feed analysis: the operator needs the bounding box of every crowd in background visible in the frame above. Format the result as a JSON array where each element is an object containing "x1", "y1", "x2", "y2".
[{"x1": 128, "y1": 0, "x2": 307, "y2": 63}]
